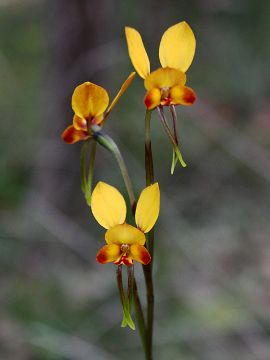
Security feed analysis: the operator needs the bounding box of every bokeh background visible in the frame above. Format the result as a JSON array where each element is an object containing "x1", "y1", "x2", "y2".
[{"x1": 1, "y1": 0, "x2": 270, "y2": 359}]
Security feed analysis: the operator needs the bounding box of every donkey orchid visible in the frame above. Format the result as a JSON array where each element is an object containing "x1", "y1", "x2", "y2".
[
  {"x1": 91, "y1": 181, "x2": 160, "y2": 266},
  {"x1": 61, "y1": 72, "x2": 136, "y2": 144},
  {"x1": 125, "y1": 21, "x2": 196, "y2": 110}
]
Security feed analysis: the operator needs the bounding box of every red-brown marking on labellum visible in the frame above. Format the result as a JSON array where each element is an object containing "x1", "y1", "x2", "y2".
[
  {"x1": 144, "y1": 94, "x2": 153, "y2": 109},
  {"x1": 183, "y1": 87, "x2": 196, "y2": 105},
  {"x1": 96, "y1": 251, "x2": 107, "y2": 264},
  {"x1": 114, "y1": 255, "x2": 133, "y2": 266},
  {"x1": 141, "y1": 251, "x2": 151, "y2": 265},
  {"x1": 144, "y1": 88, "x2": 162, "y2": 110},
  {"x1": 61, "y1": 125, "x2": 89, "y2": 144}
]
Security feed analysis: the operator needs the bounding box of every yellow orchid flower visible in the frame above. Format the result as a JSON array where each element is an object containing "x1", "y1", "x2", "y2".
[
  {"x1": 125, "y1": 22, "x2": 196, "y2": 110},
  {"x1": 61, "y1": 72, "x2": 136, "y2": 144},
  {"x1": 91, "y1": 182, "x2": 160, "y2": 266}
]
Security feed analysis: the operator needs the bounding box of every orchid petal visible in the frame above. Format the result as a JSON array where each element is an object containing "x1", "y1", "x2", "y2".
[
  {"x1": 144, "y1": 67, "x2": 186, "y2": 91},
  {"x1": 96, "y1": 244, "x2": 121, "y2": 264},
  {"x1": 135, "y1": 183, "x2": 160, "y2": 233},
  {"x1": 125, "y1": 27, "x2": 150, "y2": 79},
  {"x1": 169, "y1": 85, "x2": 196, "y2": 106},
  {"x1": 144, "y1": 88, "x2": 161, "y2": 110},
  {"x1": 130, "y1": 244, "x2": 151, "y2": 265},
  {"x1": 73, "y1": 115, "x2": 87, "y2": 131},
  {"x1": 61, "y1": 125, "x2": 89, "y2": 144},
  {"x1": 91, "y1": 182, "x2": 126, "y2": 229},
  {"x1": 72, "y1": 82, "x2": 109, "y2": 119},
  {"x1": 105, "y1": 223, "x2": 146, "y2": 245},
  {"x1": 159, "y1": 21, "x2": 196, "y2": 72}
]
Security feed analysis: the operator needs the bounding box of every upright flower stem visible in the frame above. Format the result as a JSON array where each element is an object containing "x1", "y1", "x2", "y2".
[
  {"x1": 144, "y1": 109, "x2": 155, "y2": 360},
  {"x1": 133, "y1": 277, "x2": 147, "y2": 354},
  {"x1": 145, "y1": 110, "x2": 154, "y2": 186}
]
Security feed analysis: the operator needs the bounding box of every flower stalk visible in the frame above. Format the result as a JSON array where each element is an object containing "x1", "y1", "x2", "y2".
[
  {"x1": 144, "y1": 109, "x2": 155, "y2": 360},
  {"x1": 145, "y1": 110, "x2": 154, "y2": 185}
]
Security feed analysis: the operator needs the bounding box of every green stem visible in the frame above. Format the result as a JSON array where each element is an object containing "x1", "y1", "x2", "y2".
[
  {"x1": 144, "y1": 109, "x2": 155, "y2": 360},
  {"x1": 145, "y1": 110, "x2": 154, "y2": 186},
  {"x1": 143, "y1": 261, "x2": 154, "y2": 360},
  {"x1": 127, "y1": 266, "x2": 147, "y2": 350},
  {"x1": 133, "y1": 279, "x2": 147, "y2": 353}
]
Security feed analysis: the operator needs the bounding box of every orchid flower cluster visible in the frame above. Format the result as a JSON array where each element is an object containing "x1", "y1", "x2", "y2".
[{"x1": 62, "y1": 21, "x2": 196, "y2": 359}]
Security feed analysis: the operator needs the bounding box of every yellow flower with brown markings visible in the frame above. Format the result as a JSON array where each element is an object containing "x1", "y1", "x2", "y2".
[
  {"x1": 61, "y1": 72, "x2": 136, "y2": 144},
  {"x1": 91, "y1": 182, "x2": 160, "y2": 266},
  {"x1": 125, "y1": 21, "x2": 196, "y2": 110}
]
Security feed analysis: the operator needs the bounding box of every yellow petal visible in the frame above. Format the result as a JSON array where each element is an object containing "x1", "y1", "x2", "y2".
[
  {"x1": 91, "y1": 182, "x2": 126, "y2": 229},
  {"x1": 96, "y1": 244, "x2": 121, "y2": 264},
  {"x1": 159, "y1": 21, "x2": 196, "y2": 72},
  {"x1": 130, "y1": 244, "x2": 151, "y2": 265},
  {"x1": 61, "y1": 125, "x2": 90, "y2": 144},
  {"x1": 135, "y1": 183, "x2": 160, "y2": 233},
  {"x1": 106, "y1": 72, "x2": 136, "y2": 116},
  {"x1": 73, "y1": 115, "x2": 87, "y2": 131},
  {"x1": 72, "y1": 82, "x2": 109, "y2": 119},
  {"x1": 144, "y1": 88, "x2": 161, "y2": 110},
  {"x1": 169, "y1": 85, "x2": 196, "y2": 106},
  {"x1": 105, "y1": 223, "x2": 146, "y2": 245},
  {"x1": 144, "y1": 67, "x2": 186, "y2": 91},
  {"x1": 125, "y1": 27, "x2": 150, "y2": 79}
]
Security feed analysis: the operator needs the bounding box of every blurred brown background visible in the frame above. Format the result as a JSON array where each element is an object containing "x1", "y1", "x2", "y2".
[{"x1": 0, "y1": 0, "x2": 270, "y2": 359}]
